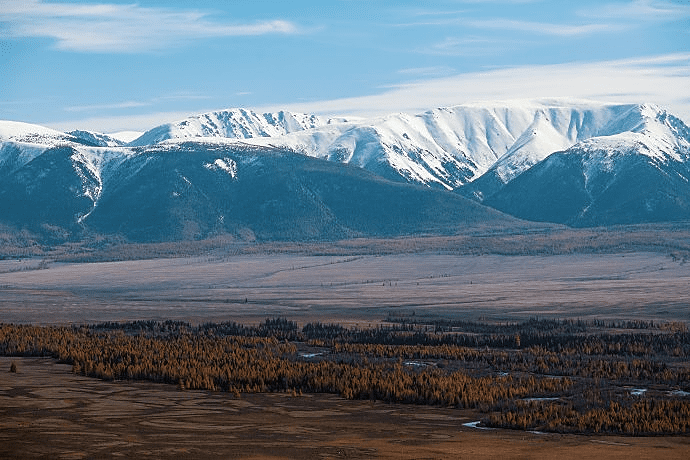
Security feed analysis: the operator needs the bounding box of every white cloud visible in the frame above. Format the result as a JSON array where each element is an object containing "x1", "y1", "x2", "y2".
[
  {"x1": 274, "y1": 53, "x2": 690, "y2": 123},
  {"x1": 46, "y1": 54, "x2": 690, "y2": 132},
  {"x1": 0, "y1": 0, "x2": 300, "y2": 53},
  {"x1": 580, "y1": 0, "x2": 690, "y2": 21},
  {"x1": 419, "y1": 36, "x2": 523, "y2": 56},
  {"x1": 397, "y1": 66, "x2": 456, "y2": 77},
  {"x1": 65, "y1": 101, "x2": 150, "y2": 112}
]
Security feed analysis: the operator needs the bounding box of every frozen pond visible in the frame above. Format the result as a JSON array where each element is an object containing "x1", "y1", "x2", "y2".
[{"x1": 463, "y1": 421, "x2": 493, "y2": 430}]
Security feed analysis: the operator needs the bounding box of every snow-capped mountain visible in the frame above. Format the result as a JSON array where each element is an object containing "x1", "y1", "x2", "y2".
[
  {"x1": 139, "y1": 101, "x2": 685, "y2": 193},
  {"x1": 0, "y1": 135, "x2": 527, "y2": 242},
  {"x1": 458, "y1": 102, "x2": 683, "y2": 201},
  {"x1": 245, "y1": 107, "x2": 506, "y2": 189},
  {"x1": 484, "y1": 105, "x2": 690, "y2": 226},
  {"x1": 0, "y1": 121, "x2": 136, "y2": 229},
  {"x1": 1, "y1": 100, "x2": 689, "y2": 242}
]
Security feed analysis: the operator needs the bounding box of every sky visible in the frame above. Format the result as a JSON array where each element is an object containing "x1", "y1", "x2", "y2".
[{"x1": 1, "y1": 0, "x2": 689, "y2": 134}]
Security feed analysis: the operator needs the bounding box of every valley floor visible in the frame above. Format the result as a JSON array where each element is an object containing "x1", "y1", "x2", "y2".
[
  {"x1": 1, "y1": 251, "x2": 689, "y2": 325},
  {"x1": 2, "y1": 357, "x2": 688, "y2": 460},
  {"x1": 2, "y1": 250, "x2": 689, "y2": 458}
]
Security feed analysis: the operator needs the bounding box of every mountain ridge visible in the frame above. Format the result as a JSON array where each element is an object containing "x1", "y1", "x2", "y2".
[
  {"x1": 117, "y1": 100, "x2": 685, "y2": 192},
  {"x1": 2, "y1": 99, "x2": 689, "y2": 243}
]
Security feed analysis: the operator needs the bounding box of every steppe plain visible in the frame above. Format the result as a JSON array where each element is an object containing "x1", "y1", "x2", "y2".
[
  {"x1": 1, "y1": 250, "x2": 689, "y2": 325},
  {"x1": 2, "y1": 239, "x2": 690, "y2": 458}
]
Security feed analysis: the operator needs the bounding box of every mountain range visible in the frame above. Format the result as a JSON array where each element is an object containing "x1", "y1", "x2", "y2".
[{"x1": 1, "y1": 100, "x2": 689, "y2": 243}]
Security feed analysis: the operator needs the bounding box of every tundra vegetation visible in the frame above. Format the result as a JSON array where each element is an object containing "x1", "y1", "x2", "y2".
[{"x1": 1, "y1": 316, "x2": 688, "y2": 435}]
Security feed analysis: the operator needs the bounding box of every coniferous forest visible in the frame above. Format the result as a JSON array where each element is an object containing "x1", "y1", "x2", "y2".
[{"x1": 1, "y1": 316, "x2": 689, "y2": 435}]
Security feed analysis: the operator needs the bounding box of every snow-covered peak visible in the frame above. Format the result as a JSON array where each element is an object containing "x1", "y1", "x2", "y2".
[
  {"x1": 0, "y1": 120, "x2": 69, "y2": 144},
  {"x1": 466, "y1": 102, "x2": 686, "y2": 189},
  {"x1": 492, "y1": 109, "x2": 574, "y2": 182},
  {"x1": 2, "y1": 100, "x2": 687, "y2": 198},
  {"x1": 573, "y1": 104, "x2": 690, "y2": 163},
  {"x1": 222, "y1": 101, "x2": 689, "y2": 191},
  {"x1": 638, "y1": 105, "x2": 690, "y2": 151},
  {"x1": 128, "y1": 108, "x2": 328, "y2": 146}
]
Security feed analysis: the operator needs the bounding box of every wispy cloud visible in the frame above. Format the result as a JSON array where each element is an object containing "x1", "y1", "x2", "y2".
[
  {"x1": 157, "y1": 92, "x2": 213, "y2": 102},
  {"x1": 417, "y1": 36, "x2": 526, "y2": 57},
  {"x1": 392, "y1": 6, "x2": 624, "y2": 38},
  {"x1": 65, "y1": 101, "x2": 150, "y2": 113},
  {"x1": 397, "y1": 66, "x2": 456, "y2": 77},
  {"x1": 63, "y1": 92, "x2": 214, "y2": 113},
  {"x1": 469, "y1": 18, "x2": 625, "y2": 36},
  {"x1": 0, "y1": 0, "x2": 300, "y2": 53},
  {"x1": 48, "y1": 54, "x2": 690, "y2": 132},
  {"x1": 579, "y1": 0, "x2": 690, "y2": 21},
  {"x1": 273, "y1": 53, "x2": 690, "y2": 123}
]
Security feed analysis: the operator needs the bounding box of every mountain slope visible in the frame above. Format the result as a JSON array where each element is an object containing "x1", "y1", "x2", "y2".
[
  {"x1": 0, "y1": 145, "x2": 100, "y2": 230},
  {"x1": 86, "y1": 142, "x2": 527, "y2": 242}
]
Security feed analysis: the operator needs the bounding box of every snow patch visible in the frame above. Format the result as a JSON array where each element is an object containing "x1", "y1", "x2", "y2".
[{"x1": 204, "y1": 157, "x2": 237, "y2": 178}]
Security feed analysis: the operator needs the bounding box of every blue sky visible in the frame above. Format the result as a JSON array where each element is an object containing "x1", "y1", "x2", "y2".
[{"x1": 1, "y1": 0, "x2": 689, "y2": 133}]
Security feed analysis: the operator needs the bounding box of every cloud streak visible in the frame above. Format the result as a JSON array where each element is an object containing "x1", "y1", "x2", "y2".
[
  {"x1": 418, "y1": 36, "x2": 526, "y2": 57},
  {"x1": 579, "y1": 0, "x2": 690, "y2": 21},
  {"x1": 0, "y1": 0, "x2": 300, "y2": 53},
  {"x1": 469, "y1": 19, "x2": 626, "y2": 36},
  {"x1": 51, "y1": 53, "x2": 690, "y2": 133},
  {"x1": 275, "y1": 53, "x2": 690, "y2": 123},
  {"x1": 65, "y1": 101, "x2": 150, "y2": 113}
]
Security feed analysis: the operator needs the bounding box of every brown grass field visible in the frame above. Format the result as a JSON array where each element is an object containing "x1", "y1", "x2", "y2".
[
  {"x1": 1, "y1": 250, "x2": 690, "y2": 458},
  {"x1": 2, "y1": 357, "x2": 689, "y2": 459}
]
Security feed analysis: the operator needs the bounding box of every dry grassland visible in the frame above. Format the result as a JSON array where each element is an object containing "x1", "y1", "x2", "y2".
[
  {"x1": 1, "y1": 252, "x2": 689, "y2": 325},
  {"x1": 1, "y1": 251, "x2": 689, "y2": 458},
  {"x1": 2, "y1": 357, "x2": 688, "y2": 459}
]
